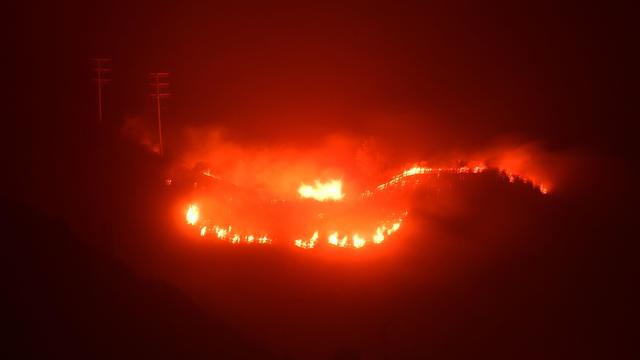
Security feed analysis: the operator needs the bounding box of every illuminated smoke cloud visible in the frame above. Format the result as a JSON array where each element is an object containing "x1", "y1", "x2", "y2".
[{"x1": 119, "y1": 125, "x2": 581, "y2": 249}]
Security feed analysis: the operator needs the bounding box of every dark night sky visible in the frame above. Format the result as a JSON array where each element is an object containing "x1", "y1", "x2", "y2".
[
  {"x1": 11, "y1": 1, "x2": 635, "y2": 148},
  {"x1": 3, "y1": 1, "x2": 637, "y2": 359}
]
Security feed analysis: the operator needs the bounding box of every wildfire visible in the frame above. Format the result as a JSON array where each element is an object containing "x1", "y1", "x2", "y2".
[
  {"x1": 295, "y1": 231, "x2": 319, "y2": 249},
  {"x1": 327, "y1": 232, "x2": 347, "y2": 247},
  {"x1": 374, "y1": 164, "x2": 548, "y2": 195},
  {"x1": 352, "y1": 234, "x2": 366, "y2": 249},
  {"x1": 503, "y1": 171, "x2": 549, "y2": 194},
  {"x1": 197, "y1": 222, "x2": 272, "y2": 245},
  {"x1": 187, "y1": 204, "x2": 271, "y2": 245},
  {"x1": 183, "y1": 160, "x2": 549, "y2": 249},
  {"x1": 375, "y1": 165, "x2": 487, "y2": 191},
  {"x1": 298, "y1": 179, "x2": 345, "y2": 201},
  {"x1": 295, "y1": 217, "x2": 405, "y2": 249},
  {"x1": 186, "y1": 204, "x2": 200, "y2": 225}
]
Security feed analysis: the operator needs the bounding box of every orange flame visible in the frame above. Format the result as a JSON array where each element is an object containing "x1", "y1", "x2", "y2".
[
  {"x1": 327, "y1": 232, "x2": 348, "y2": 247},
  {"x1": 298, "y1": 180, "x2": 345, "y2": 201},
  {"x1": 374, "y1": 164, "x2": 548, "y2": 195},
  {"x1": 184, "y1": 158, "x2": 549, "y2": 249},
  {"x1": 352, "y1": 234, "x2": 366, "y2": 249},
  {"x1": 196, "y1": 221, "x2": 272, "y2": 245},
  {"x1": 295, "y1": 231, "x2": 319, "y2": 249},
  {"x1": 186, "y1": 204, "x2": 200, "y2": 225}
]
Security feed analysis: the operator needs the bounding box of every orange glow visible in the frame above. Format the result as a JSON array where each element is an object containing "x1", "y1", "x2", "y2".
[
  {"x1": 184, "y1": 198, "x2": 407, "y2": 248},
  {"x1": 194, "y1": 221, "x2": 272, "y2": 245},
  {"x1": 186, "y1": 204, "x2": 200, "y2": 225},
  {"x1": 183, "y1": 158, "x2": 549, "y2": 249},
  {"x1": 375, "y1": 163, "x2": 548, "y2": 195},
  {"x1": 295, "y1": 231, "x2": 319, "y2": 249},
  {"x1": 298, "y1": 180, "x2": 344, "y2": 201},
  {"x1": 373, "y1": 227, "x2": 385, "y2": 244},
  {"x1": 232, "y1": 234, "x2": 241, "y2": 244},
  {"x1": 352, "y1": 234, "x2": 366, "y2": 248},
  {"x1": 375, "y1": 164, "x2": 489, "y2": 191},
  {"x1": 327, "y1": 232, "x2": 338, "y2": 246},
  {"x1": 327, "y1": 232, "x2": 348, "y2": 247},
  {"x1": 258, "y1": 236, "x2": 272, "y2": 244},
  {"x1": 201, "y1": 169, "x2": 220, "y2": 179},
  {"x1": 215, "y1": 226, "x2": 228, "y2": 239}
]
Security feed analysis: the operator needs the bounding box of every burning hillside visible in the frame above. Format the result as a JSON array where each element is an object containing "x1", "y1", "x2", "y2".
[{"x1": 174, "y1": 147, "x2": 551, "y2": 249}]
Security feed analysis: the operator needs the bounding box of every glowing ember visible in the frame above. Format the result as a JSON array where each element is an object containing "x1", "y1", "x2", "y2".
[
  {"x1": 201, "y1": 169, "x2": 220, "y2": 179},
  {"x1": 298, "y1": 179, "x2": 345, "y2": 201},
  {"x1": 186, "y1": 204, "x2": 200, "y2": 225},
  {"x1": 295, "y1": 231, "x2": 319, "y2": 249},
  {"x1": 258, "y1": 236, "x2": 271, "y2": 244},
  {"x1": 196, "y1": 221, "x2": 272, "y2": 245},
  {"x1": 215, "y1": 227, "x2": 228, "y2": 239}
]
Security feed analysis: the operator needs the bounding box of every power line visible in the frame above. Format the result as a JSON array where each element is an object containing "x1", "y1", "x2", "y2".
[
  {"x1": 91, "y1": 58, "x2": 111, "y2": 124},
  {"x1": 150, "y1": 72, "x2": 170, "y2": 157}
]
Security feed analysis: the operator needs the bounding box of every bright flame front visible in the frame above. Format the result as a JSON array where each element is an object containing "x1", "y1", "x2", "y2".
[
  {"x1": 298, "y1": 180, "x2": 345, "y2": 201},
  {"x1": 183, "y1": 161, "x2": 549, "y2": 249},
  {"x1": 186, "y1": 204, "x2": 200, "y2": 225}
]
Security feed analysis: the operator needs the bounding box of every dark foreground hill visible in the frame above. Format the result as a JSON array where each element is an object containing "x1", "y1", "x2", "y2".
[{"x1": 1, "y1": 200, "x2": 272, "y2": 359}]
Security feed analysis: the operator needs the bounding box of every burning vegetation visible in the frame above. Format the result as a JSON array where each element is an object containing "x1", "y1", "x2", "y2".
[
  {"x1": 121, "y1": 125, "x2": 568, "y2": 251},
  {"x1": 178, "y1": 151, "x2": 550, "y2": 249}
]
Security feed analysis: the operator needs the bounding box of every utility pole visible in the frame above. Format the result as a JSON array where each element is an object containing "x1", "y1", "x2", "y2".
[
  {"x1": 91, "y1": 58, "x2": 111, "y2": 124},
  {"x1": 150, "y1": 72, "x2": 170, "y2": 157}
]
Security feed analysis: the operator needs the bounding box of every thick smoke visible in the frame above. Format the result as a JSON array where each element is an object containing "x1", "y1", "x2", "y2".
[{"x1": 157, "y1": 125, "x2": 582, "y2": 197}]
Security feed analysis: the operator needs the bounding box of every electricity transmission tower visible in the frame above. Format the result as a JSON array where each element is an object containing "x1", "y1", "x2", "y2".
[
  {"x1": 91, "y1": 58, "x2": 111, "y2": 124},
  {"x1": 150, "y1": 72, "x2": 170, "y2": 157}
]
